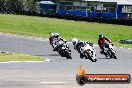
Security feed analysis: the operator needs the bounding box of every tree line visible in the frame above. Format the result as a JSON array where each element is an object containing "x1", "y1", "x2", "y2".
[{"x1": 0, "y1": 0, "x2": 42, "y2": 15}]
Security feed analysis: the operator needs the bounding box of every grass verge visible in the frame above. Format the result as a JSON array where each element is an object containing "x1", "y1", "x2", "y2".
[
  {"x1": 0, "y1": 14, "x2": 132, "y2": 48},
  {"x1": 0, "y1": 52, "x2": 45, "y2": 62}
]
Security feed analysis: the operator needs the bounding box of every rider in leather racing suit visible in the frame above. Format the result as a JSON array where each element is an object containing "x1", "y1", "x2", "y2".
[
  {"x1": 98, "y1": 34, "x2": 112, "y2": 55},
  {"x1": 53, "y1": 33, "x2": 67, "y2": 51},
  {"x1": 72, "y1": 38, "x2": 93, "y2": 58},
  {"x1": 49, "y1": 33, "x2": 54, "y2": 48}
]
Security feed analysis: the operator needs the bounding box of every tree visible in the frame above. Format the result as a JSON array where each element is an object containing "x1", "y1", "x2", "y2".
[
  {"x1": 6, "y1": 0, "x2": 24, "y2": 13},
  {"x1": 0, "y1": 0, "x2": 8, "y2": 11},
  {"x1": 25, "y1": 0, "x2": 39, "y2": 13},
  {"x1": 0, "y1": 0, "x2": 40, "y2": 14}
]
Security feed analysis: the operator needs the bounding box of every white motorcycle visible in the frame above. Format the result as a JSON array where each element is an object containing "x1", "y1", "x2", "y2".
[
  {"x1": 103, "y1": 43, "x2": 117, "y2": 59},
  {"x1": 80, "y1": 43, "x2": 97, "y2": 62}
]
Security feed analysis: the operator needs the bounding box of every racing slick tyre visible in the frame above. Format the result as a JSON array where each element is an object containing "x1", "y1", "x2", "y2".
[
  {"x1": 109, "y1": 49, "x2": 117, "y2": 59},
  {"x1": 65, "y1": 50, "x2": 72, "y2": 59}
]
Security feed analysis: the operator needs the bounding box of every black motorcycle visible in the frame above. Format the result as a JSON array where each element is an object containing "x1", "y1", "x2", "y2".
[{"x1": 57, "y1": 41, "x2": 72, "y2": 59}]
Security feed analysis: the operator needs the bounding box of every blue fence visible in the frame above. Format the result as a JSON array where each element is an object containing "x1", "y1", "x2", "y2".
[
  {"x1": 40, "y1": 3, "x2": 129, "y2": 20},
  {"x1": 101, "y1": 12, "x2": 116, "y2": 19},
  {"x1": 39, "y1": 4, "x2": 55, "y2": 14},
  {"x1": 57, "y1": 10, "x2": 117, "y2": 19}
]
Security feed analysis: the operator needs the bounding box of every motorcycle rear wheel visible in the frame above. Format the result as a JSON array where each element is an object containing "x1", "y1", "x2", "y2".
[
  {"x1": 109, "y1": 49, "x2": 117, "y2": 59},
  {"x1": 65, "y1": 50, "x2": 72, "y2": 59}
]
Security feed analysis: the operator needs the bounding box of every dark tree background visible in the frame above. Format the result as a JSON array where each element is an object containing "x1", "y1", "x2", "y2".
[{"x1": 0, "y1": 0, "x2": 40, "y2": 15}]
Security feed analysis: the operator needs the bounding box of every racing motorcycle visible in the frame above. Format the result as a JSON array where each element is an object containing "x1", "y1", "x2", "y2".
[
  {"x1": 56, "y1": 41, "x2": 72, "y2": 59},
  {"x1": 103, "y1": 43, "x2": 117, "y2": 59},
  {"x1": 80, "y1": 43, "x2": 97, "y2": 62}
]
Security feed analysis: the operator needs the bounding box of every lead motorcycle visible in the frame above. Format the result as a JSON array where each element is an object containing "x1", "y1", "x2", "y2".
[
  {"x1": 80, "y1": 43, "x2": 97, "y2": 62},
  {"x1": 103, "y1": 43, "x2": 117, "y2": 59},
  {"x1": 56, "y1": 41, "x2": 72, "y2": 59}
]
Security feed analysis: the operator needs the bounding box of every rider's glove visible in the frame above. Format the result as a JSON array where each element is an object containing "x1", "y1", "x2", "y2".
[{"x1": 111, "y1": 43, "x2": 113, "y2": 46}]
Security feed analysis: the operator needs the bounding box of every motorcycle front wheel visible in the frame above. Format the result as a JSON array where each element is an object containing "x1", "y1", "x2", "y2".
[
  {"x1": 85, "y1": 51, "x2": 97, "y2": 62},
  {"x1": 109, "y1": 49, "x2": 117, "y2": 59},
  {"x1": 65, "y1": 50, "x2": 72, "y2": 59}
]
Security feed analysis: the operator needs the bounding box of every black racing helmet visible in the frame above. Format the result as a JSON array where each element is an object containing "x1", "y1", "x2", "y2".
[
  {"x1": 54, "y1": 33, "x2": 59, "y2": 38},
  {"x1": 99, "y1": 34, "x2": 104, "y2": 38}
]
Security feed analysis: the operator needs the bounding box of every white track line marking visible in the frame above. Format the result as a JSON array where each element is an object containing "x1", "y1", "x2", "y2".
[
  {"x1": 0, "y1": 33, "x2": 48, "y2": 41},
  {"x1": 40, "y1": 81, "x2": 68, "y2": 84},
  {"x1": 45, "y1": 58, "x2": 52, "y2": 62},
  {"x1": 0, "y1": 61, "x2": 44, "y2": 63},
  {"x1": 0, "y1": 62, "x2": 10, "y2": 63},
  {"x1": 0, "y1": 58, "x2": 51, "y2": 63}
]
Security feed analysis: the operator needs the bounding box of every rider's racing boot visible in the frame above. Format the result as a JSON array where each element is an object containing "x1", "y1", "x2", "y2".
[
  {"x1": 80, "y1": 53, "x2": 84, "y2": 59},
  {"x1": 53, "y1": 47, "x2": 57, "y2": 51}
]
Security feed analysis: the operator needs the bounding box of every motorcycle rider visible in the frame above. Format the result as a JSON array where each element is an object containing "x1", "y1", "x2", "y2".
[
  {"x1": 98, "y1": 34, "x2": 112, "y2": 56},
  {"x1": 49, "y1": 32, "x2": 54, "y2": 48},
  {"x1": 53, "y1": 33, "x2": 67, "y2": 51},
  {"x1": 72, "y1": 38, "x2": 94, "y2": 59}
]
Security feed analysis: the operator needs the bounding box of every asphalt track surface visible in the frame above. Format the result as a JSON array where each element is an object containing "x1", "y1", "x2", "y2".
[{"x1": 0, "y1": 34, "x2": 132, "y2": 88}]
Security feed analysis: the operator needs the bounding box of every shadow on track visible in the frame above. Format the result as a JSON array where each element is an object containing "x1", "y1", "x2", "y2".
[
  {"x1": 97, "y1": 57, "x2": 111, "y2": 59},
  {"x1": 35, "y1": 54, "x2": 60, "y2": 57}
]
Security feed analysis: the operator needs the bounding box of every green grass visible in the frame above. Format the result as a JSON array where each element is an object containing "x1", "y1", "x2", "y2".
[
  {"x1": 0, "y1": 14, "x2": 132, "y2": 48},
  {"x1": 0, "y1": 53, "x2": 45, "y2": 62}
]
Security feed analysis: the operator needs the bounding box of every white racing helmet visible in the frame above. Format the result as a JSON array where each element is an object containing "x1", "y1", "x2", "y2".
[
  {"x1": 54, "y1": 33, "x2": 59, "y2": 38},
  {"x1": 72, "y1": 38, "x2": 78, "y2": 45},
  {"x1": 50, "y1": 33, "x2": 54, "y2": 37}
]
